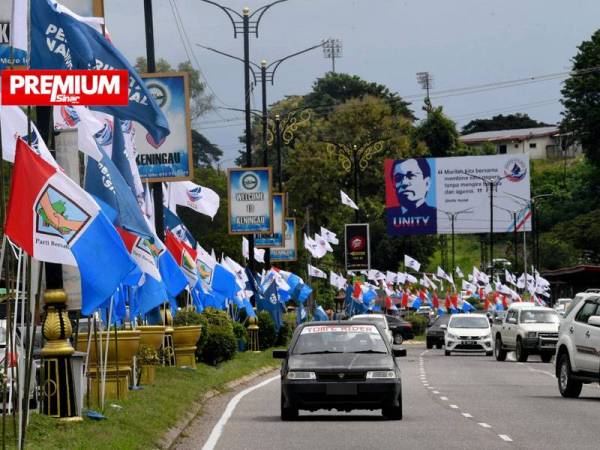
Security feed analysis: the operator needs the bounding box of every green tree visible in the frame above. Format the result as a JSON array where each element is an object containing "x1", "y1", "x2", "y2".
[
  {"x1": 415, "y1": 104, "x2": 461, "y2": 157},
  {"x1": 561, "y1": 29, "x2": 600, "y2": 166},
  {"x1": 462, "y1": 113, "x2": 551, "y2": 135},
  {"x1": 192, "y1": 129, "x2": 223, "y2": 168}
]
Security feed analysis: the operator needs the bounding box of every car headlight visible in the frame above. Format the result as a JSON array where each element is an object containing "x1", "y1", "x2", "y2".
[
  {"x1": 447, "y1": 333, "x2": 458, "y2": 340},
  {"x1": 286, "y1": 371, "x2": 316, "y2": 380},
  {"x1": 366, "y1": 370, "x2": 397, "y2": 379},
  {"x1": 527, "y1": 332, "x2": 537, "y2": 338}
]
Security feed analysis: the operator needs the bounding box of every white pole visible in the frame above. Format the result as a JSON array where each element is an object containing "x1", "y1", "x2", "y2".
[{"x1": 100, "y1": 298, "x2": 113, "y2": 411}]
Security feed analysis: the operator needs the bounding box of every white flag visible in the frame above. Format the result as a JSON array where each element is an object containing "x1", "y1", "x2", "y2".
[
  {"x1": 242, "y1": 237, "x2": 250, "y2": 260},
  {"x1": 455, "y1": 267, "x2": 464, "y2": 278},
  {"x1": 396, "y1": 272, "x2": 407, "y2": 284},
  {"x1": 304, "y1": 234, "x2": 321, "y2": 258},
  {"x1": 166, "y1": 181, "x2": 220, "y2": 219},
  {"x1": 314, "y1": 233, "x2": 333, "y2": 253},
  {"x1": 9, "y1": 0, "x2": 28, "y2": 64},
  {"x1": 254, "y1": 248, "x2": 265, "y2": 264},
  {"x1": 386, "y1": 271, "x2": 397, "y2": 284},
  {"x1": 340, "y1": 190, "x2": 359, "y2": 210},
  {"x1": 1, "y1": 105, "x2": 56, "y2": 165},
  {"x1": 320, "y1": 226, "x2": 339, "y2": 245},
  {"x1": 404, "y1": 255, "x2": 421, "y2": 272},
  {"x1": 330, "y1": 272, "x2": 347, "y2": 290},
  {"x1": 405, "y1": 273, "x2": 418, "y2": 284},
  {"x1": 308, "y1": 264, "x2": 327, "y2": 279}
]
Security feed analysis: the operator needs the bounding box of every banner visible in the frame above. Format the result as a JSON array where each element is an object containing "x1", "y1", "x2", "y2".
[
  {"x1": 0, "y1": 1, "x2": 28, "y2": 69},
  {"x1": 134, "y1": 72, "x2": 192, "y2": 181},
  {"x1": 271, "y1": 218, "x2": 297, "y2": 262},
  {"x1": 255, "y1": 193, "x2": 284, "y2": 247},
  {"x1": 345, "y1": 223, "x2": 370, "y2": 271},
  {"x1": 227, "y1": 167, "x2": 273, "y2": 235},
  {"x1": 385, "y1": 154, "x2": 531, "y2": 236}
]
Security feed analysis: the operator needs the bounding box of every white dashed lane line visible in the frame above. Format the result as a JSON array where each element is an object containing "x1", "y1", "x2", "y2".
[
  {"x1": 449, "y1": 404, "x2": 459, "y2": 409},
  {"x1": 478, "y1": 423, "x2": 492, "y2": 429},
  {"x1": 462, "y1": 413, "x2": 473, "y2": 418},
  {"x1": 499, "y1": 434, "x2": 513, "y2": 442}
]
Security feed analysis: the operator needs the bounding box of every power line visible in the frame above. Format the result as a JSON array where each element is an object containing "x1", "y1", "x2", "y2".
[{"x1": 452, "y1": 98, "x2": 560, "y2": 122}]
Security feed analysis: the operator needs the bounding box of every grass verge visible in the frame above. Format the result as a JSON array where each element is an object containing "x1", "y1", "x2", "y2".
[{"x1": 4, "y1": 350, "x2": 279, "y2": 450}]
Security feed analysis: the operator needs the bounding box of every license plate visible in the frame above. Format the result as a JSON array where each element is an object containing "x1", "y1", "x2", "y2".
[
  {"x1": 326, "y1": 384, "x2": 357, "y2": 396},
  {"x1": 462, "y1": 340, "x2": 477, "y2": 345}
]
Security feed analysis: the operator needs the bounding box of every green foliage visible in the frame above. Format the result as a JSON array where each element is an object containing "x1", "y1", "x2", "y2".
[
  {"x1": 561, "y1": 29, "x2": 600, "y2": 166},
  {"x1": 257, "y1": 311, "x2": 277, "y2": 350},
  {"x1": 415, "y1": 104, "x2": 461, "y2": 157},
  {"x1": 232, "y1": 321, "x2": 249, "y2": 344},
  {"x1": 275, "y1": 317, "x2": 293, "y2": 347},
  {"x1": 405, "y1": 313, "x2": 428, "y2": 335},
  {"x1": 192, "y1": 129, "x2": 223, "y2": 168},
  {"x1": 137, "y1": 344, "x2": 160, "y2": 365},
  {"x1": 462, "y1": 113, "x2": 550, "y2": 135},
  {"x1": 201, "y1": 327, "x2": 237, "y2": 366},
  {"x1": 173, "y1": 309, "x2": 203, "y2": 326}
]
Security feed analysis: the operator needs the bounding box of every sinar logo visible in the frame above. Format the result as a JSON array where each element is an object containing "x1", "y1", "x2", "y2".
[{"x1": 241, "y1": 172, "x2": 259, "y2": 190}]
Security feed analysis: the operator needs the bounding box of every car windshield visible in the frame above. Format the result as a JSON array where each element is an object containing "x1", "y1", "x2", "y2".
[
  {"x1": 293, "y1": 324, "x2": 388, "y2": 355},
  {"x1": 520, "y1": 310, "x2": 559, "y2": 324},
  {"x1": 449, "y1": 316, "x2": 490, "y2": 329}
]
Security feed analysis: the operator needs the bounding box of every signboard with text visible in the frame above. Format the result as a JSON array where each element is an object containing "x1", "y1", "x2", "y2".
[
  {"x1": 271, "y1": 218, "x2": 297, "y2": 262},
  {"x1": 385, "y1": 154, "x2": 531, "y2": 236},
  {"x1": 345, "y1": 223, "x2": 370, "y2": 271},
  {"x1": 255, "y1": 193, "x2": 285, "y2": 247},
  {"x1": 227, "y1": 167, "x2": 273, "y2": 235}
]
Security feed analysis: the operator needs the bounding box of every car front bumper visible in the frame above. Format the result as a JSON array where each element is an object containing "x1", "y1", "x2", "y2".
[
  {"x1": 445, "y1": 337, "x2": 492, "y2": 352},
  {"x1": 522, "y1": 336, "x2": 558, "y2": 352},
  {"x1": 282, "y1": 378, "x2": 402, "y2": 411}
]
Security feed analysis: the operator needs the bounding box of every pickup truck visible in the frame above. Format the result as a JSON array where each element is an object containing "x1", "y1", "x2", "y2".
[{"x1": 492, "y1": 303, "x2": 560, "y2": 363}]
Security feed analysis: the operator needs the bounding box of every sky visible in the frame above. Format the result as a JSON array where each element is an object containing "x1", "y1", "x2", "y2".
[{"x1": 102, "y1": 0, "x2": 600, "y2": 167}]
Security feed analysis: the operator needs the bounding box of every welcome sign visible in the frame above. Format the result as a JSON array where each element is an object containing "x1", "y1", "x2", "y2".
[{"x1": 227, "y1": 167, "x2": 273, "y2": 235}]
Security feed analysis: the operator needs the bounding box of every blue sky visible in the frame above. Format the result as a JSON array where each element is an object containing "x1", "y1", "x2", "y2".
[{"x1": 104, "y1": 0, "x2": 600, "y2": 167}]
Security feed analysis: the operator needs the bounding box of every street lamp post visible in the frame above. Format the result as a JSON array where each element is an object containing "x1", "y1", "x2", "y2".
[{"x1": 439, "y1": 207, "x2": 473, "y2": 270}]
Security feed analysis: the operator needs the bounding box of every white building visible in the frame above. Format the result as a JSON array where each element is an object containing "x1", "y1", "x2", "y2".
[{"x1": 459, "y1": 126, "x2": 580, "y2": 160}]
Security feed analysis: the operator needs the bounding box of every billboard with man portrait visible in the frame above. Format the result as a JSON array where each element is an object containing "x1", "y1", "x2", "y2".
[{"x1": 385, "y1": 154, "x2": 531, "y2": 236}]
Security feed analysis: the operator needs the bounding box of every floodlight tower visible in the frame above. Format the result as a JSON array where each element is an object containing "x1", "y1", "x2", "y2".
[
  {"x1": 322, "y1": 38, "x2": 342, "y2": 73},
  {"x1": 416, "y1": 71, "x2": 433, "y2": 104}
]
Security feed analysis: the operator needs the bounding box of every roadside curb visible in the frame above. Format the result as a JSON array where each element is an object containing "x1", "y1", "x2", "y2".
[{"x1": 160, "y1": 364, "x2": 279, "y2": 449}]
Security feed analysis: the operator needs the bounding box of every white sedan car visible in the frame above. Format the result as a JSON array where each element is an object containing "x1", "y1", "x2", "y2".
[
  {"x1": 350, "y1": 314, "x2": 394, "y2": 344},
  {"x1": 444, "y1": 314, "x2": 493, "y2": 356}
]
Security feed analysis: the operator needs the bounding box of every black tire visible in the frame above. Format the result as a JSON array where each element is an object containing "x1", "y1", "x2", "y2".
[
  {"x1": 495, "y1": 336, "x2": 507, "y2": 361},
  {"x1": 486, "y1": 351, "x2": 493, "y2": 357},
  {"x1": 516, "y1": 338, "x2": 529, "y2": 362},
  {"x1": 436, "y1": 343, "x2": 443, "y2": 349},
  {"x1": 280, "y1": 393, "x2": 298, "y2": 421},
  {"x1": 382, "y1": 396, "x2": 403, "y2": 420},
  {"x1": 426, "y1": 339, "x2": 433, "y2": 349},
  {"x1": 445, "y1": 350, "x2": 451, "y2": 356},
  {"x1": 558, "y1": 353, "x2": 582, "y2": 398},
  {"x1": 541, "y1": 352, "x2": 553, "y2": 363}
]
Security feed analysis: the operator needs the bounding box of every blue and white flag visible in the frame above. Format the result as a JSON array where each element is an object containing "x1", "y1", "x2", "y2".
[
  {"x1": 166, "y1": 181, "x2": 220, "y2": 220},
  {"x1": 314, "y1": 306, "x2": 329, "y2": 321},
  {"x1": 0, "y1": 0, "x2": 28, "y2": 68},
  {"x1": 30, "y1": 0, "x2": 170, "y2": 143}
]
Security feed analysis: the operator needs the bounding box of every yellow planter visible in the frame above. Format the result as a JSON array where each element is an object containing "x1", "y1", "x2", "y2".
[
  {"x1": 139, "y1": 365, "x2": 156, "y2": 385},
  {"x1": 137, "y1": 325, "x2": 165, "y2": 352},
  {"x1": 172, "y1": 325, "x2": 202, "y2": 369}
]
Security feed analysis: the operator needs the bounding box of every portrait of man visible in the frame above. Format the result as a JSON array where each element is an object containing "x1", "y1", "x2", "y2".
[{"x1": 386, "y1": 158, "x2": 437, "y2": 235}]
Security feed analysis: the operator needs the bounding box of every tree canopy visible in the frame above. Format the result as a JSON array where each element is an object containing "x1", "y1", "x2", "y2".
[{"x1": 462, "y1": 113, "x2": 551, "y2": 135}]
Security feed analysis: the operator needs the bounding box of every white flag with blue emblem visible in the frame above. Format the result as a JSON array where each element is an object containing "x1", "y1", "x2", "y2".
[
  {"x1": 166, "y1": 181, "x2": 220, "y2": 219},
  {"x1": 404, "y1": 255, "x2": 421, "y2": 272},
  {"x1": 340, "y1": 190, "x2": 358, "y2": 210}
]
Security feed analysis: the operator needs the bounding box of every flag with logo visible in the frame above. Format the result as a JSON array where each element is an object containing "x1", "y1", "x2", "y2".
[
  {"x1": 340, "y1": 190, "x2": 359, "y2": 210},
  {"x1": 320, "y1": 226, "x2": 339, "y2": 245},
  {"x1": 30, "y1": 0, "x2": 170, "y2": 143},
  {"x1": 308, "y1": 264, "x2": 327, "y2": 279},
  {"x1": 5, "y1": 139, "x2": 137, "y2": 314},
  {"x1": 165, "y1": 230, "x2": 198, "y2": 287},
  {"x1": 404, "y1": 255, "x2": 421, "y2": 272},
  {"x1": 166, "y1": 181, "x2": 220, "y2": 219}
]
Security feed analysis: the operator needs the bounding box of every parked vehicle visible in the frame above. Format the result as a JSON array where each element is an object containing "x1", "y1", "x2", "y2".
[
  {"x1": 493, "y1": 303, "x2": 559, "y2": 363},
  {"x1": 416, "y1": 306, "x2": 435, "y2": 320},
  {"x1": 444, "y1": 314, "x2": 493, "y2": 356},
  {"x1": 555, "y1": 294, "x2": 600, "y2": 398},
  {"x1": 274, "y1": 321, "x2": 406, "y2": 420},
  {"x1": 385, "y1": 315, "x2": 414, "y2": 343},
  {"x1": 426, "y1": 315, "x2": 450, "y2": 349},
  {"x1": 350, "y1": 314, "x2": 393, "y2": 344}
]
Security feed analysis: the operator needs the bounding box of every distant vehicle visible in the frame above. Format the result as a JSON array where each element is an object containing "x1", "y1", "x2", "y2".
[
  {"x1": 416, "y1": 306, "x2": 435, "y2": 320},
  {"x1": 350, "y1": 314, "x2": 393, "y2": 344},
  {"x1": 493, "y1": 303, "x2": 559, "y2": 363},
  {"x1": 426, "y1": 315, "x2": 450, "y2": 349},
  {"x1": 274, "y1": 321, "x2": 406, "y2": 420},
  {"x1": 444, "y1": 314, "x2": 493, "y2": 356},
  {"x1": 385, "y1": 315, "x2": 414, "y2": 343},
  {"x1": 555, "y1": 294, "x2": 600, "y2": 398}
]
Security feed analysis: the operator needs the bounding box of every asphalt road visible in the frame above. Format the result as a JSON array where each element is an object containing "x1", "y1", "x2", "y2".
[{"x1": 176, "y1": 346, "x2": 600, "y2": 450}]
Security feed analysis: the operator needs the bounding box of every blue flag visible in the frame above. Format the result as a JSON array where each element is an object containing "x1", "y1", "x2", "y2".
[
  {"x1": 314, "y1": 306, "x2": 329, "y2": 321},
  {"x1": 164, "y1": 207, "x2": 197, "y2": 247},
  {"x1": 110, "y1": 117, "x2": 136, "y2": 197},
  {"x1": 212, "y1": 264, "x2": 239, "y2": 299},
  {"x1": 158, "y1": 247, "x2": 188, "y2": 299},
  {"x1": 258, "y1": 282, "x2": 284, "y2": 331},
  {"x1": 30, "y1": 0, "x2": 170, "y2": 143},
  {"x1": 85, "y1": 146, "x2": 152, "y2": 239}
]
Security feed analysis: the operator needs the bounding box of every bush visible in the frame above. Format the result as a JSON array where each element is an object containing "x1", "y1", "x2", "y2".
[
  {"x1": 232, "y1": 321, "x2": 248, "y2": 344},
  {"x1": 195, "y1": 308, "x2": 233, "y2": 360},
  {"x1": 406, "y1": 313, "x2": 428, "y2": 335},
  {"x1": 201, "y1": 326, "x2": 237, "y2": 365},
  {"x1": 257, "y1": 311, "x2": 277, "y2": 350},
  {"x1": 275, "y1": 318, "x2": 292, "y2": 347},
  {"x1": 173, "y1": 308, "x2": 203, "y2": 326}
]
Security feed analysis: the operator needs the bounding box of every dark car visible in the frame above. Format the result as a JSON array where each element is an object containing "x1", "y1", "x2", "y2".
[
  {"x1": 274, "y1": 321, "x2": 406, "y2": 420},
  {"x1": 426, "y1": 315, "x2": 450, "y2": 349},
  {"x1": 385, "y1": 315, "x2": 414, "y2": 343}
]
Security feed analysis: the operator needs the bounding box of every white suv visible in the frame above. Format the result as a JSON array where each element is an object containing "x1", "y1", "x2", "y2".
[
  {"x1": 555, "y1": 294, "x2": 600, "y2": 398},
  {"x1": 444, "y1": 314, "x2": 493, "y2": 356}
]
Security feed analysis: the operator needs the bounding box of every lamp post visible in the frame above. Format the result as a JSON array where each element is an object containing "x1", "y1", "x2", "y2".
[
  {"x1": 493, "y1": 204, "x2": 528, "y2": 271},
  {"x1": 196, "y1": 0, "x2": 290, "y2": 271},
  {"x1": 438, "y1": 207, "x2": 473, "y2": 270},
  {"x1": 324, "y1": 140, "x2": 385, "y2": 221}
]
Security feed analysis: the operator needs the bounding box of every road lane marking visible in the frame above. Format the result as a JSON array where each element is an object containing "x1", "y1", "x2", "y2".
[
  {"x1": 498, "y1": 434, "x2": 513, "y2": 442},
  {"x1": 449, "y1": 404, "x2": 459, "y2": 409},
  {"x1": 462, "y1": 413, "x2": 473, "y2": 418},
  {"x1": 526, "y1": 367, "x2": 555, "y2": 379},
  {"x1": 427, "y1": 387, "x2": 434, "y2": 390},
  {"x1": 433, "y1": 390, "x2": 440, "y2": 394},
  {"x1": 440, "y1": 396, "x2": 448, "y2": 401},
  {"x1": 202, "y1": 374, "x2": 280, "y2": 450},
  {"x1": 478, "y1": 423, "x2": 492, "y2": 429}
]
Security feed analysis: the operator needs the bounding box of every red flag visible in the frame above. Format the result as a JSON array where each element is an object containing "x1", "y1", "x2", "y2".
[
  {"x1": 386, "y1": 296, "x2": 392, "y2": 309},
  {"x1": 451, "y1": 293, "x2": 459, "y2": 309},
  {"x1": 419, "y1": 290, "x2": 426, "y2": 301},
  {"x1": 445, "y1": 294, "x2": 451, "y2": 310},
  {"x1": 432, "y1": 292, "x2": 440, "y2": 309},
  {"x1": 401, "y1": 290, "x2": 409, "y2": 308},
  {"x1": 502, "y1": 295, "x2": 509, "y2": 309},
  {"x1": 353, "y1": 281, "x2": 362, "y2": 299},
  {"x1": 484, "y1": 298, "x2": 490, "y2": 310}
]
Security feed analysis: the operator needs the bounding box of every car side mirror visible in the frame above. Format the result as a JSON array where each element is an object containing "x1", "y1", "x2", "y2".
[
  {"x1": 587, "y1": 316, "x2": 600, "y2": 327},
  {"x1": 272, "y1": 349, "x2": 288, "y2": 359},
  {"x1": 440, "y1": 324, "x2": 447, "y2": 330},
  {"x1": 392, "y1": 346, "x2": 407, "y2": 357},
  {"x1": 508, "y1": 317, "x2": 517, "y2": 324}
]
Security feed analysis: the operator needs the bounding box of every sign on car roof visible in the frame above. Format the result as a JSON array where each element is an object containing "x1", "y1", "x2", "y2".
[{"x1": 301, "y1": 325, "x2": 379, "y2": 335}]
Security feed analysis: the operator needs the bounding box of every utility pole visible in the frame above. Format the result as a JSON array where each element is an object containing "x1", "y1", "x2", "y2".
[
  {"x1": 440, "y1": 208, "x2": 473, "y2": 270},
  {"x1": 275, "y1": 114, "x2": 282, "y2": 191},
  {"x1": 322, "y1": 38, "x2": 342, "y2": 72},
  {"x1": 416, "y1": 71, "x2": 433, "y2": 107}
]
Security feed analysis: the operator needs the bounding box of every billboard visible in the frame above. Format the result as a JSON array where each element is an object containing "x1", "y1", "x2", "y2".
[
  {"x1": 134, "y1": 72, "x2": 193, "y2": 181},
  {"x1": 227, "y1": 167, "x2": 273, "y2": 235},
  {"x1": 385, "y1": 154, "x2": 531, "y2": 236},
  {"x1": 271, "y1": 218, "x2": 297, "y2": 262},
  {"x1": 345, "y1": 223, "x2": 370, "y2": 271},
  {"x1": 255, "y1": 193, "x2": 285, "y2": 247}
]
